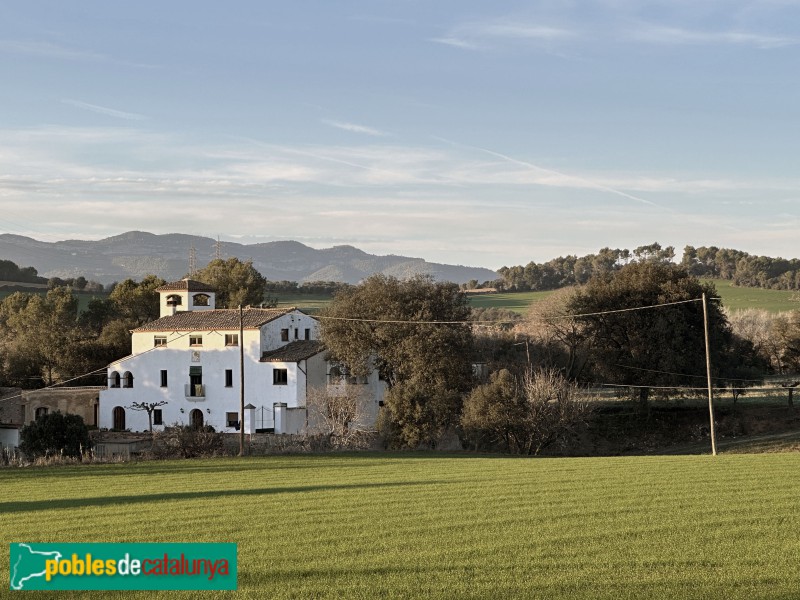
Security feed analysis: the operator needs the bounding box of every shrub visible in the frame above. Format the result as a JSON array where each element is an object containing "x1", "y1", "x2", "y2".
[
  {"x1": 19, "y1": 411, "x2": 92, "y2": 459},
  {"x1": 306, "y1": 386, "x2": 376, "y2": 449},
  {"x1": 461, "y1": 368, "x2": 590, "y2": 455},
  {"x1": 153, "y1": 424, "x2": 224, "y2": 458}
]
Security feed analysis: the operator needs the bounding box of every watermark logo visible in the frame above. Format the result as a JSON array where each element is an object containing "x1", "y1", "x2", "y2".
[{"x1": 9, "y1": 543, "x2": 237, "y2": 591}]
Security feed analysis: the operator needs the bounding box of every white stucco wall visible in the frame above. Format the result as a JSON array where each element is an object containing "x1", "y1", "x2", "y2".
[
  {"x1": 98, "y1": 308, "x2": 393, "y2": 435},
  {"x1": 100, "y1": 310, "x2": 323, "y2": 434},
  {"x1": 260, "y1": 312, "x2": 318, "y2": 351},
  {"x1": 102, "y1": 346, "x2": 264, "y2": 433},
  {"x1": 159, "y1": 290, "x2": 216, "y2": 318}
]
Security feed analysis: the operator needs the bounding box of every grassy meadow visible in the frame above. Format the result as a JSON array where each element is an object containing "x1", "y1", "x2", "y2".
[
  {"x1": 2, "y1": 453, "x2": 800, "y2": 599},
  {"x1": 277, "y1": 281, "x2": 799, "y2": 316},
  {"x1": 467, "y1": 290, "x2": 553, "y2": 314},
  {"x1": 273, "y1": 292, "x2": 332, "y2": 313},
  {"x1": 705, "y1": 279, "x2": 799, "y2": 313}
]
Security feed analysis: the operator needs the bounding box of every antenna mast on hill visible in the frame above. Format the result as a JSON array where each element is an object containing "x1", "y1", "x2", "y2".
[
  {"x1": 189, "y1": 244, "x2": 197, "y2": 276},
  {"x1": 214, "y1": 236, "x2": 223, "y2": 261}
]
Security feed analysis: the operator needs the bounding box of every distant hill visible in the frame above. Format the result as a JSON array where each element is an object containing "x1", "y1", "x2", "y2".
[{"x1": 0, "y1": 232, "x2": 498, "y2": 285}]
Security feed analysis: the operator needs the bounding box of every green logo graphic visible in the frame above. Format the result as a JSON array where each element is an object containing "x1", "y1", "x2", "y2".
[{"x1": 9, "y1": 543, "x2": 237, "y2": 591}]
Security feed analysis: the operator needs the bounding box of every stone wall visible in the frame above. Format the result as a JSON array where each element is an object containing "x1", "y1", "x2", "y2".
[
  {"x1": 223, "y1": 432, "x2": 310, "y2": 454},
  {"x1": 0, "y1": 388, "x2": 24, "y2": 426},
  {"x1": 22, "y1": 387, "x2": 104, "y2": 426}
]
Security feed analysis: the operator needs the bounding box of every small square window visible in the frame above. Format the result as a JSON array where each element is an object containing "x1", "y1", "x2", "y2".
[
  {"x1": 190, "y1": 335, "x2": 203, "y2": 346},
  {"x1": 154, "y1": 336, "x2": 167, "y2": 347},
  {"x1": 225, "y1": 334, "x2": 239, "y2": 346},
  {"x1": 226, "y1": 412, "x2": 239, "y2": 428},
  {"x1": 280, "y1": 329, "x2": 289, "y2": 342},
  {"x1": 225, "y1": 369, "x2": 233, "y2": 387},
  {"x1": 160, "y1": 370, "x2": 168, "y2": 388},
  {"x1": 273, "y1": 368, "x2": 288, "y2": 385},
  {"x1": 153, "y1": 409, "x2": 163, "y2": 425}
]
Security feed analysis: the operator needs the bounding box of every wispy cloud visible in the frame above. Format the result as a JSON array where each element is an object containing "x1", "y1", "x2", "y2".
[
  {"x1": 630, "y1": 25, "x2": 799, "y2": 48},
  {"x1": 479, "y1": 23, "x2": 574, "y2": 41},
  {"x1": 1, "y1": 125, "x2": 798, "y2": 266},
  {"x1": 432, "y1": 18, "x2": 575, "y2": 51},
  {"x1": 62, "y1": 99, "x2": 148, "y2": 121},
  {"x1": 0, "y1": 40, "x2": 107, "y2": 62},
  {"x1": 433, "y1": 5, "x2": 800, "y2": 52},
  {"x1": 321, "y1": 119, "x2": 387, "y2": 136},
  {"x1": 0, "y1": 39, "x2": 159, "y2": 67},
  {"x1": 430, "y1": 37, "x2": 479, "y2": 50}
]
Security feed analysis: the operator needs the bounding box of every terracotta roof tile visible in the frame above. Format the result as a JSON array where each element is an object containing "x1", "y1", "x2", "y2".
[
  {"x1": 134, "y1": 308, "x2": 299, "y2": 332},
  {"x1": 261, "y1": 340, "x2": 324, "y2": 362},
  {"x1": 155, "y1": 279, "x2": 216, "y2": 292}
]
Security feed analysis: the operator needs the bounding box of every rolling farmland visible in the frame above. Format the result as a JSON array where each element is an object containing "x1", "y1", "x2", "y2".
[{"x1": 2, "y1": 453, "x2": 799, "y2": 599}]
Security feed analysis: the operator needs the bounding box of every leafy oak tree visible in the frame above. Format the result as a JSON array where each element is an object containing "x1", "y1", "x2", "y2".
[
  {"x1": 109, "y1": 275, "x2": 166, "y2": 326},
  {"x1": 319, "y1": 275, "x2": 474, "y2": 448},
  {"x1": 193, "y1": 257, "x2": 267, "y2": 308},
  {"x1": 564, "y1": 262, "x2": 737, "y2": 409},
  {"x1": 0, "y1": 287, "x2": 84, "y2": 386}
]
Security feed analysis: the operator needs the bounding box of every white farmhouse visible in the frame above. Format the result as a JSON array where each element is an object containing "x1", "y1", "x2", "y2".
[{"x1": 99, "y1": 279, "x2": 383, "y2": 434}]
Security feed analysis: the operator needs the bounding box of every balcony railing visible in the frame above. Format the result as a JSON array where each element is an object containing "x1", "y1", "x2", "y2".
[{"x1": 185, "y1": 384, "x2": 206, "y2": 400}]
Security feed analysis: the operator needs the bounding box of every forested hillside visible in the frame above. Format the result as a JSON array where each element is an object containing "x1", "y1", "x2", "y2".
[
  {"x1": 497, "y1": 243, "x2": 800, "y2": 292},
  {"x1": 0, "y1": 260, "x2": 46, "y2": 284}
]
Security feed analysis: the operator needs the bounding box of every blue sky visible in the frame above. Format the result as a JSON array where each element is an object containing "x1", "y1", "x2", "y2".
[{"x1": 1, "y1": 1, "x2": 798, "y2": 270}]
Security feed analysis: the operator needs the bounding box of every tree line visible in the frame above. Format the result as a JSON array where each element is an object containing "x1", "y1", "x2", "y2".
[
  {"x1": 496, "y1": 243, "x2": 676, "y2": 291},
  {"x1": 681, "y1": 246, "x2": 800, "y2": 290},
  {"x1": 0, "y1": 260, "x2": 47, "y2": 284},
  {"x1": 497, "y1": 243, "x2": 800, "y2": 292},
  {"x1": 264, "y1": 280, "x2": 352, "y2": 295}
]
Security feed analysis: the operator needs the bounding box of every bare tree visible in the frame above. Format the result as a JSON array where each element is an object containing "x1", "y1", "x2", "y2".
[
  {"x1": 520, "y1": 368, "x2": 590, "y2": 455},
  {"x1": 727, "y1": 309, "x2": 783, "y2": 371},
  {"x1": 305, "y1": 385, "x2": 375, "y2": 449},
  {"x1": 127, "y1": 401, "x2": 168, "y2": 435}
]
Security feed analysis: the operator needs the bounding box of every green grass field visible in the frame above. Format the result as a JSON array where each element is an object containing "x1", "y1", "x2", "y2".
[
  {"x1": 467, "y1": 280, "x2": 799, "y2": 316},
  {"x1": 2, "y1": 453, "x2": 800, "y2": 599},
  {"x1": 467, "y1": 290, "x2": 553, "y2": 313},
  {"x1": 273, "y1": 293, "x2": 333, "y2": 313},
  {"x1": 705, "y1": 279, "x2": 799, "y2": 313}
]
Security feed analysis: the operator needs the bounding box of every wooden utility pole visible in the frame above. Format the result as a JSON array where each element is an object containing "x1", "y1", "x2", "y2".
[
  {"x1": 702, "y1": 293, "x2": 717, "y2": 456},
  {"x1": 238, "y1": 305, "x2": 246, "y2": 456}
]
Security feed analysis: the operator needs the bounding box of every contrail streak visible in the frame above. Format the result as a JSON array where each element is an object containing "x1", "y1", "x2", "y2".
[{"x1": 432, "y1": 135, "x2": 660, "y2": 208}]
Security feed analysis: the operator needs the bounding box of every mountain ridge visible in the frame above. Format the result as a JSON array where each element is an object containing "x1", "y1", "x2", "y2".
[{"x1": 0, "y1": 232, "x2": 498, "y2": 285}]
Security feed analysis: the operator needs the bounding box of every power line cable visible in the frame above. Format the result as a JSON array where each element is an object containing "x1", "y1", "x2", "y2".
[
  {"x1": 613, "y1": 363, "x2": 765, "y2": 383},
  {"x1": 0, "y1": 329, "x2": 198, "y2": 405}
]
